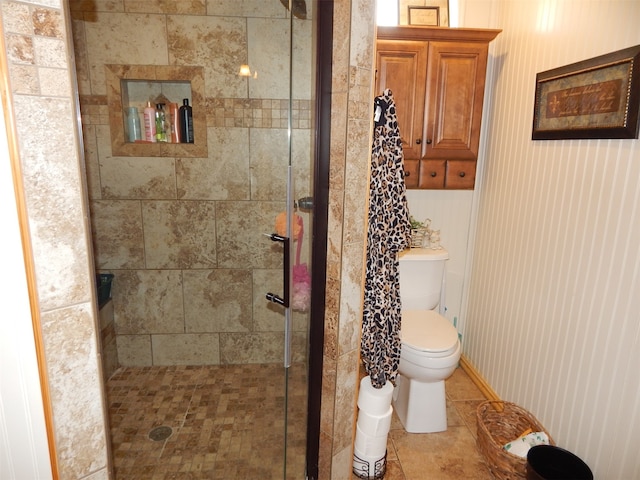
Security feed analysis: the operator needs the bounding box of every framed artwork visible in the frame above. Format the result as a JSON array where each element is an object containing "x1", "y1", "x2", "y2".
[
  {"x1": 408, "y1": 6, "x2": 440, "y2": 26},
  {"x1": 399, "y1": 0, "x2": 449, "y2": 27},
  {"x1": 532, "y1": 44, "x2": 640, "y2": 140}
]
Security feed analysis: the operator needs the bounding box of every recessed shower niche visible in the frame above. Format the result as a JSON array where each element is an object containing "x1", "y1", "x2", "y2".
[{"x1": 105, "y1": 64, "x2": 207, "y2": 157}]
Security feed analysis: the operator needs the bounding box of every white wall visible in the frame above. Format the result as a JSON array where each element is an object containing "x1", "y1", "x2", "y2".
[
  {"x1": 463, "y1": 1, "x2": 640, "y2": 478},
  {"x1": 0, "y1": 92, "x2": 52, "y2": 479},
  {"x1": 404, "y1": 0, "x2": 498, "y2": 336},
  {"x1": 406, "y1": 189, "x2": 474, "y2": 331}
]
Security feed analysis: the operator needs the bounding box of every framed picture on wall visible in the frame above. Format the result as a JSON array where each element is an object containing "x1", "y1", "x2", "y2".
[
  {"x1": 399, "y1": 0, "x2": 449, "y2": 27},
  {"x1": 408, "y1": 6, "x2": 440, "y2": 26},
  {"x1": 532, "y1": 44, "x2": 640, "y2": 140}
]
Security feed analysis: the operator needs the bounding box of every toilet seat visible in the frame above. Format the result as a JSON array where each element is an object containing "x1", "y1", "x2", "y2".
[{"x1": 400, "y1": 310, "x2": 459, "y2": 358}]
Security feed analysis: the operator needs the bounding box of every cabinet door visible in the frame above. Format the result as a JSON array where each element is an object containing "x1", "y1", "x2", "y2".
[
  {"x1": 375, "y1": 40, "x2": 428, "y2": 159},
  {"x1": 424, "y1": 41, "x2": 489, "y2": 160}
]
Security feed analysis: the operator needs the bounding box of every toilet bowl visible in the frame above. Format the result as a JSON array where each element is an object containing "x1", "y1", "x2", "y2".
[{"x1": 393, "y1": 310, "x2": 461, "y2": 433}]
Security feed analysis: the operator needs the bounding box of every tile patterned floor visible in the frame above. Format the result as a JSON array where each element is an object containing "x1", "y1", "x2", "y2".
[
  {"x1": 363, "y1": 367, "x2": 494, "y2": 480},
  {"x1": 106, "y1": 363, "x2": 307, "y2": 479},
  {"x1": 107, "y1": 364, "x2": 492, "y2": 480}
]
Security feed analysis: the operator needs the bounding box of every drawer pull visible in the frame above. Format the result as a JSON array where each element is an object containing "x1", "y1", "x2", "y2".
[
  {"x1": 459, "y1": 171, "x2": 466, "y2": 178},
  {"x1": 430, "y1": 171, "x2": 437, "y2": 177},
  {"x1": 404, "y1": 171, "x2": 411, "y2": 177}
]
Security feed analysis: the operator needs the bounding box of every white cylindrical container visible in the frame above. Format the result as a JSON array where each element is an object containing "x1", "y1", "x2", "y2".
[
  {"x1": 357, "y1": 406, "x2": 393, "y2": 437},
  {"x1": 357, "y1": 376, "x2": 394, "y2": 415},
  {"x1": 126, "y1": 106, "x2": 141, "y2": 142}
]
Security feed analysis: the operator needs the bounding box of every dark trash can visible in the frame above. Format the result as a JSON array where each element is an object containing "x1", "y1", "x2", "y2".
[{"x1": 527, "y1": 445, "x2": 593, "y2": 480}]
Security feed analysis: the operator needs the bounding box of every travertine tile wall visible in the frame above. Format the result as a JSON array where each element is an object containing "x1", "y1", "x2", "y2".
[
  {"x1": 1, "y1": 0, "x2": 110, "y2": 478},
  {"x1": 2, "y1": 0, "x2": 377, "y2": 477},
  {"x1": 70, "y1": 0, "x2": 314, "y2": 366},
  {"x1": 318, "y1": 0, "x2": 377, "y2": 478}
]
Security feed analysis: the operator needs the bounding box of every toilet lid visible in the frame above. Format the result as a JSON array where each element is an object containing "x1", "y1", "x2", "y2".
[{"x1": 400, "y1": 310, "x2": 459, "y2": 354}]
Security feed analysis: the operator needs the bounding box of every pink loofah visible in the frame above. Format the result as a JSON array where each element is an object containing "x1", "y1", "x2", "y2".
[
  {"x1": 274, "y1": 212, "x2": 310, "y2": 311},
  {"x1": 292, "y1": 215, "x2": 311, "y2": 311},
  {"x1": 292, "y1": 264, "x2": 311, "y2": 311}
]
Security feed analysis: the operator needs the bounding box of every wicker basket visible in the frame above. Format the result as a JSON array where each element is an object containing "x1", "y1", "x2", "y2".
[{"x1": 476, "y1": 401, "x2": 555, "y2": 480}]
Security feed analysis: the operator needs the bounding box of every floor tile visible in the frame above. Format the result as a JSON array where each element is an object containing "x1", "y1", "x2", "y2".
[
  {"x1": 446, "y1": 368, "x2": 486, "y2": 401},
  {"x1": 107, "y1": 365, "x2": 491, "y2": 479},
  {"x1": 390, "y1": 426, "x2": 493, "y2": 480}
]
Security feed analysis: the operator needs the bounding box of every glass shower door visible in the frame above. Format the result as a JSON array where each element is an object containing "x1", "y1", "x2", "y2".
[
  {"x1": 71, "y1": 0, "x2": 317, "y2": 477},
  {"x1": 255, "y1": 1, "x2": 315, "y2": 478}
]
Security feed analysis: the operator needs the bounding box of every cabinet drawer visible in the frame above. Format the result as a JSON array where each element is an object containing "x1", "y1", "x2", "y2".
[
  {"x1": 445, "y1": 160, "x2": 476, "y2": 189},
  {"x1": 418, "y1": 160, "x2": 446, "y2": 189},
  {"x1": 403, "y1": 159, "x2": 419, "y2": 188}
]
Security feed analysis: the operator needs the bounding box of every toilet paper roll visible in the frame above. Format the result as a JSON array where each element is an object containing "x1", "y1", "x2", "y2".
[
  {"x1": 357, "y1": 376, "x2": 394, "y2": 415},
  {"x1": 354, "y1": 424, "x2": 388, "y2": 458},
  {"x1": 353, "y1": 444, "x2": 387, "y2": 479},
  {"x1": 357, "y1": 406, "x2": 393, "y2": 437}
]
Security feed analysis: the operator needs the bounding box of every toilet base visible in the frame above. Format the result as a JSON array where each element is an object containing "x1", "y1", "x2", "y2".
[{"x1": 393, "y1": 374, "x2": 447, "y2": 433}]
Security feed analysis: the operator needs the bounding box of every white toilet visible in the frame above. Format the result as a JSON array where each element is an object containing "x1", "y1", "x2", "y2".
[{"x1": 393, "y1": 247, "x2": 461, "y2": 434}]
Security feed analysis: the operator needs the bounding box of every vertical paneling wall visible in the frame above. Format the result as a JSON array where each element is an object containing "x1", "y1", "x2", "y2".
[
  {"x1": 464, "y1": 1, "x2": 640, "y2": 478},
  {"x1": 0, "y1": 77, "x2": 52, "y2": 480}
]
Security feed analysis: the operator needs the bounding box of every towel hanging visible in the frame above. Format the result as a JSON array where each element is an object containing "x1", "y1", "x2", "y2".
[{"x1": 361, "y1": 89, "x2": 412, "y2": 389}]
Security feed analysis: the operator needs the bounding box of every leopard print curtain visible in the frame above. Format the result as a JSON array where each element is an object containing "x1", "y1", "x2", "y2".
[{"x1": 361, "y1": 89, "x2": 412, "y2": 389}]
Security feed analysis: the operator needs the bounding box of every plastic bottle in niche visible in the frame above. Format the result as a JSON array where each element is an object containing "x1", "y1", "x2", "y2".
[
  {"x1": 143, "y1": 101, "x2": 156, "y2": 142},
  {"x1": 179, "y1": 98, "x2": 194, "y2": 143},
  {"x1": 169, "y1": 102, "x2": 180, "y2": 143},
  {"x1": 126, "y1": 106, "x2": 142, "y2": 142},
  {"x1": 155, "y1": 103, "x2": 168, "y2": 142}
]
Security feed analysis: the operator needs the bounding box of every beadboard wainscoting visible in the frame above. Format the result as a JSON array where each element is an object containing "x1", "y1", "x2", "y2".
[{"x1": 461, "y1": 1, "x2": 640, "y2": 479}]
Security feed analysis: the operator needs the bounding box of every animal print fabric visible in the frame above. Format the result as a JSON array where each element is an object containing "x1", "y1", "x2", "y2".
[{"x1": 362, "y1": 89, "x2": 412, "y2": 389}]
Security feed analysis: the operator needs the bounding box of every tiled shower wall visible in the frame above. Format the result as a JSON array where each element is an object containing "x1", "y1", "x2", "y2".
[
  {"x1": 70, "y1": 0, "x2": 314, "y2": 366},
  {"x1": 2, "y1": 0, "x2": 377, "y2": 477}
]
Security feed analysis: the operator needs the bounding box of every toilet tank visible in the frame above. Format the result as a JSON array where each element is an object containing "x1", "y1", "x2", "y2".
[{"x1": 398, "y1": 247, "x2": 449, "y2": 310}]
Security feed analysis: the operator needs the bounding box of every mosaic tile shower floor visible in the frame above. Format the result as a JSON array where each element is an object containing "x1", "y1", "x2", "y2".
[
  {"x1": 106, "y1": 363, "x2": 307, "y2": 479},
  {"x1": 107, "y1": 365, "x2": 492, "y2": 479}
]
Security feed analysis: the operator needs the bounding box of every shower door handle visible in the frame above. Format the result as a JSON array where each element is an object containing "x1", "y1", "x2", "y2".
[{"x1": 266, "y1": 233, "x2": 290, "y2": 308}]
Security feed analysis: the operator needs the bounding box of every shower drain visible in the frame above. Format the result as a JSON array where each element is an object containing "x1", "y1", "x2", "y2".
[{"x1": 148, "y1": 425, "x2": 173, "y2": 441}]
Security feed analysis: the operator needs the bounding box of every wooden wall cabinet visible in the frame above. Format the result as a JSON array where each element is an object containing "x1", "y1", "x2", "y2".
[{"x1": 376, "y1": 26, "x2": 501, "y2": 189}]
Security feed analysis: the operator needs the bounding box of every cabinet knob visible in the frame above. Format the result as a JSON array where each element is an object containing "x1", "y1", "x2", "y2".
[
  {"x1": 459, "y1": 171, "x2": 466, "y2": 178},
  {"x1": 415, "y1": 139, "x2": 421, "y2": 145},
  {"x1": 430, "y1": 171, "x2": 437, "y2": 177},
  {"x1": 404, "y1": 171, "x2": 411, "y2": 177},
  {"x1": 425, "y1": 139, "x2": 432, "y2": 145}
]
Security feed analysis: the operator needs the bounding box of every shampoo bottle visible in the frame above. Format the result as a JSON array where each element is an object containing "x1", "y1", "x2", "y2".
[
  {"x1": 179, "y1": 98, "x2": 194, "y2": 143},
  {"x1": 155, "y1": 103, "x2": 168, "y2": 142},
  {"x1": 143, "y1": 101, "x2": 156, "y2": 142},
  {"x1": 169, "y1": 102, "x2": 180, "y2": 143},
  {"x1": 127, "y1": 106, "x2": 142, "y2": 142}
]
